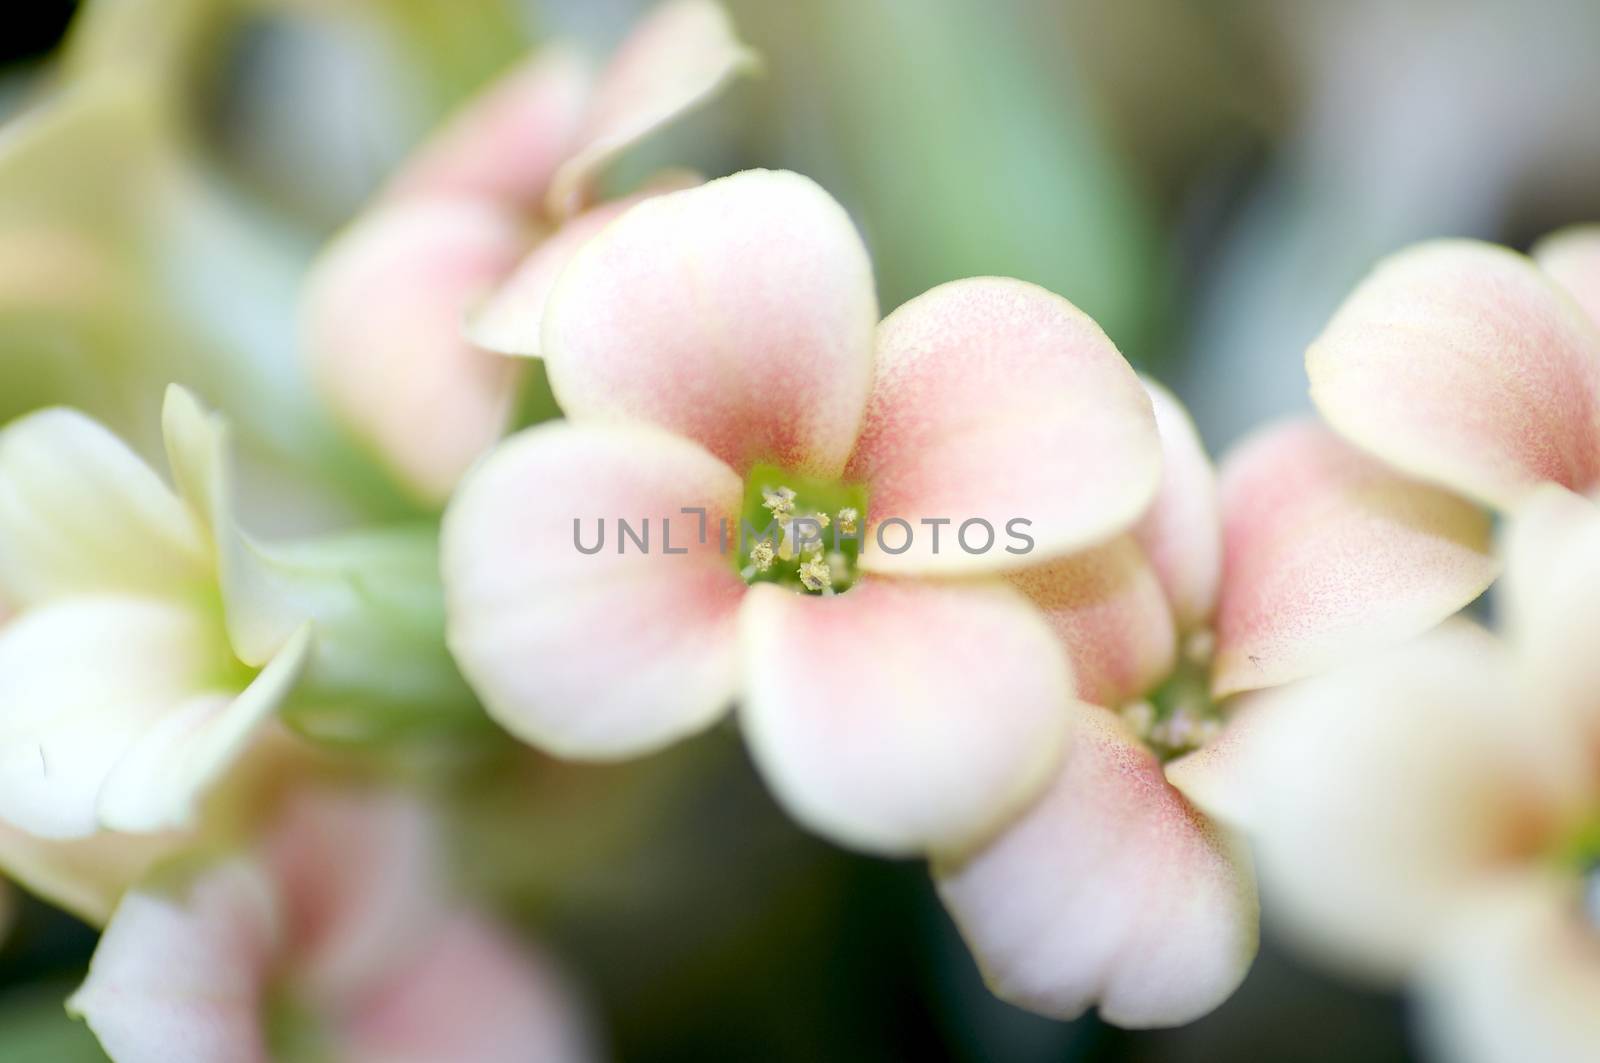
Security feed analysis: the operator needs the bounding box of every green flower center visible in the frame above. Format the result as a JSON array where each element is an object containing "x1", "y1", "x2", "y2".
[
  {"x1": 735, "y1": 463, "x2": 869, "y2": 595},
  {"x1": 1118, "y1": 631, "x2": 1226, "y2": 762}
]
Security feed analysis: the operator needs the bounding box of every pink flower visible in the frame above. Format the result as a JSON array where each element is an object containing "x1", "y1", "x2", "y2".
[
  {"x1": 301, "y1": 0, "x2": 756, "y2": 505},
  {"x1": 1244, "y1": 486, "x2": 1600, "y2": 1063},
  {"x1": 441, "y1": 167, "x2": 1168, "y2": 857},
  {"x1": 1307, "y1": 227, "x2": 1600, "y2": 511},
  {"x1": 933, "y1": 386, "x2": 1495, "y2": 1026},
  {"x1": 69, "y1": 788, "x2": 594, "y2": 1063}
]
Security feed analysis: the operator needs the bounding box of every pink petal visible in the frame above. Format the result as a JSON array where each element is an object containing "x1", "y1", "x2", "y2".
[
  {"x1": 1533, "y1": 224, "x2": 1600, "y2": 330},
  {"x1": 341, "y1": 915, "x2": 596, "y2": 1063},
  {"x1": 384, "y1": 49, "x2": 590, "y2": 209},
  {"x1": 300, "y1": 199, "x2": 528, "y2": 505},
  {"x1": 442, "y1": 421, "x2": 747, "y2": 758},
  {"x1": 846, "y1": 278, "x2": 1161, "y2": 576},
  {"x1": 541, "y1": 170, "x2": 877, "y2": 478},
  {"x1": 1009, "y1": 537, "x2": 1176, "y2": 709},
  {"x1": 737, "y1": 577, "x2": 1072, "y2": 856},
  {"x1": 467, "y1": 174, "x2": 699, "y2": 357},
  {"x1": 1418, "y1": 874, "x2": 1600, "y2": 1063},
  {"x1": 935, "y1": 704, "x2": 1258, "y2": 1027},
  {"x1": 266, "y1": 789, "x2": 441, "y2": 998},
  {"x1": 1307, "y1": 239, "x2": 1600, "y2": 508},
  {"x1": 68, "y1": 861, "x2": 279, "y2": 1063},
  {"x1": 1133, "y1": 379, "x2": 1221, "y2": 630},
  {"x1": 545, "y1": 0, "x2": 757, "y2": 218},
  {"x1": 1211, "y1": 419, "x2": 1495, "y2": 698}
]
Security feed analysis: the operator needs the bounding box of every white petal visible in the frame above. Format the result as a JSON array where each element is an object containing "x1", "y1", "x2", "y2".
[
  {"x1": 0, "y1": 596, "x2": 225, "y2": 839},
  {"x1": 0, "y1": 407, "x2": 204, "y2": 607}
]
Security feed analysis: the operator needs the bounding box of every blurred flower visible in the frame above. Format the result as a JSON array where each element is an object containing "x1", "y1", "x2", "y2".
[
  {"x1": 0, "y1": 387, "x2": 480, "y2": 850},
  {"x1": 1307, "y1": 229, "x2": 1600, "y2": 512},
  {"x1": 0, "y1": 71, "x2": 406, "y2": 535},
  {"x1": 70, "y1": 787, "x2": 594, "y2": 1062},
  {"x1": 301, "y1": 0, "x2": 757, "y2": 505},
  {"x1": 0, "y1": 391, "x2": 312, "y2": 839},
  {"x1": 442, "y1": 167, "x2": 1166, "y2": 857},
  {"x1": 1245, "y1": 485, "x2": 1600, "y2": 1063},
  {"x1": 933, "y1": 389, "x2": 1495, "y2": 1026}
]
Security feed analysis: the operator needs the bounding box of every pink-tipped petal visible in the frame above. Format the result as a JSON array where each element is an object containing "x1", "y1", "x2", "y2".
[
  {"x1": 1245, "y1": 623, "x2": 1575, "y2": 982},
  {"x1": 1307, "y1": 240, "x2": 1600, "y2": 509},
  {"x1": 847, "y1": 278, "x2": 1161, "y2": 576},
  {"x1": 737, "y1": 577, "x2": 1072, "y2": 857},
  {"x1": 1418, "y1": 874, "x2": 1600, "y2": 1063},
  {"x1": 1211, "y1": 419, "x2": 1494, "y2": 698},
  {"x1": 68, "y1": 861, "x2": 279, "y2": 1063},
  {"x1": 1533, "y1": 225, "x2": 1600, "y2": 331},
  {"x1": 267, "y1": 790, "x2": 441, "y2": 998},
  {"x1": 342, "y1": 915, "x2": 595, "y2": 1063},
  {"x1": 935, "y1": 704, "x2": 1258, "y2": 1028},
  {"x1": 1010, "y1": 538, "x2": 1177, "y2": 709},
  {"x1": 1133, "y1": 379, "x2": 1221, "y2": 630},
  {"x1": 384, "y1": 49, "x2": 590, "y2": 208},
  {"x1": 467, "y1": 176, "x2": 698, "y2": 357},
  {"x1": 545, "y1": 0, "x2": 757, "y2": 218},
  {"x1": 541, "y1": 170, "x2": 876, "y2": 478},
  {"x1": 443, "y1": 422, "x2": 746, "y2": 758},
  {"x1": 301, "y1": 199, "x2": 528, "y2": 505}
]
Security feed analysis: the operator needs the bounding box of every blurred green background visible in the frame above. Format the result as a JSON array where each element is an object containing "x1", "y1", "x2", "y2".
[{"x1": 5, "y1": 0, "x2": 1600, "y2": 1059}]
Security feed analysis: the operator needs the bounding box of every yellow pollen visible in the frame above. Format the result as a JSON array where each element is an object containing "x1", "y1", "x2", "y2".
[
  {"x1": 750, "y1": 538, "x2": 776, "y2": 572},
  {"x1": 797, "y1": 555, "x2": 832, "y2": 593},
  {"x1": 836, "y1": 507, "x2": 858, "y2": 534},
  {"x1": 762, "y1": 486, "x2": 796, "y2": 519},
  {"x1": 1119, "y1": 700, "x2": 1155, "y2": 738}
]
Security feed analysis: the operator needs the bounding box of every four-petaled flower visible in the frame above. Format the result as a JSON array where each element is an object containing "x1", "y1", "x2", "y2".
[
  {"x1": 442, "y1": 167, "x2": 1172, "y2": 857},
  {"x1": 933, "y1": 385, "x2": 1495, "y2": 1026}
]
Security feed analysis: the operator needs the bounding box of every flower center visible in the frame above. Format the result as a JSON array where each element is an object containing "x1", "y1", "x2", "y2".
[
  {"x1": 1118, "y1": 630, "x2": 1225, "y2": 761},
  {"x1": 735, "y1": 463, "x2": 868, "y2": 595}
]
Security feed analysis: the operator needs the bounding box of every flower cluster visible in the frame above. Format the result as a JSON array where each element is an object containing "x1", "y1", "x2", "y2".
[{"x1": 0, "y1": 1, "x2": 1596, "y2": 1060}]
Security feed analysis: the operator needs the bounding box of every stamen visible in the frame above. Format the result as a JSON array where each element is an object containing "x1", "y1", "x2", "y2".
[
  {"x1": 749, "y1": 539, "x2": 775, "y2": 572},
  {"x1": 762, "y1": 486, "x2": 796, "y2": 519},
  {"x1": 837, "y1": 507, "x2": 859, "y2": 534},
  {"x1": 797, "y1": 555, "x2": 832, "y2": 593},
  {"x1": 1120, "y1": 700, "x2": 1155, "y2": 739}
]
